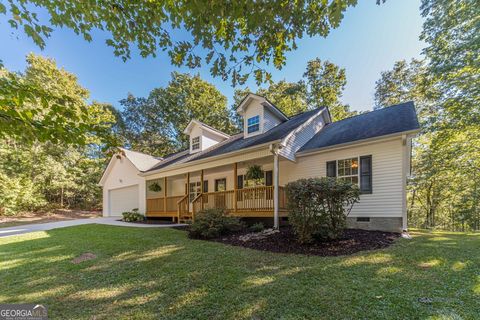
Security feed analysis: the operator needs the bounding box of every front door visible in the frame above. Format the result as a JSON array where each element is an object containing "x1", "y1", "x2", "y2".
[{"x1": 189, "y1": 181, "x2": 201, "y2": 212}]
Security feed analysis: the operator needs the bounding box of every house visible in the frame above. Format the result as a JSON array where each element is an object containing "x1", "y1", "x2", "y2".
[{"x1": 99, "y1": 94, "x2": 420, "y2": 232}]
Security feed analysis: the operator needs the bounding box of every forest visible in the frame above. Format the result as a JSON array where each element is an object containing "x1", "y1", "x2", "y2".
[{"x1": 0, "y1": 0, "x2": 478, "y2": 231}]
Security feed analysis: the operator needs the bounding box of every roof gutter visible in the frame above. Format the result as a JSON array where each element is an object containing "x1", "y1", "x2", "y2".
[
  {"x1": 296, "y1": 129, "x2": 421, "y2": 157},
  {"x1": 139, "y1": 139, "x2": 282, "y2": 176}
]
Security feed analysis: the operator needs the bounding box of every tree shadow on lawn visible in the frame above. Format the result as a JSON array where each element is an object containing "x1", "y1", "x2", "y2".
[{"x1": 0, "y1": 225, "x2": 479, "y2": 319}]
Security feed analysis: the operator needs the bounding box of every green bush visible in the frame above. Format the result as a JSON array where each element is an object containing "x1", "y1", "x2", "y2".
[
  {"x1": 248, "y1": 222, "x2": 265, "y2": 233},
  {"x1": 188, "y1": 208, "x2": 245, "y2": 239},
  {"x1": 122, "y1": 209, "x2": 145, "y2": 222},
  {"x1": 286, "y1": 177, "x2": 360, "y2": 243}
]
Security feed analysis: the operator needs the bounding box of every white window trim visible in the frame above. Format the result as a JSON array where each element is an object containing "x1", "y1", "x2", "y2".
[
  {"x1": 336, "y1": 156, "x2": 359, "y2": 184},
  {"x1": 191, "y1": 136, "x2": 200, "y2": 151},
  {"x1": 247, "y1": 115, "x2": 260, "y2": 134}
]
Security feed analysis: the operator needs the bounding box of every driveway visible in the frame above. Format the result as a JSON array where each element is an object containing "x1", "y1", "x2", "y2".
[{"x1": 0, "y1": 217, "x2": 185, "y2": 238}]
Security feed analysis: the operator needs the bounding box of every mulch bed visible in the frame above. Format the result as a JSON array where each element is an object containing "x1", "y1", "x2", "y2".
[{"x1": 211, "y1": 226, "x2": 400, "y2": 256}]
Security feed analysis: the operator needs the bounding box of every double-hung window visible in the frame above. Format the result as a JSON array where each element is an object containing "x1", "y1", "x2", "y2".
[
  {"x1": 337, "y1": 158, "x2": 359, "y2": 184},
  {"x1": 191, "y1": 136, "x2": 200, "y2": 150},
  {"x1": 326, "y1": 156, "x2": 372, "y2": 194},
  {"x1": 247, "y1": 115, "x2": 260, "y2": 133}
]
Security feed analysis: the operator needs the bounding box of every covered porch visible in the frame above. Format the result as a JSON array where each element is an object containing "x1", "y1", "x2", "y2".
[{"x1": 145, "y1": 155, "x2": 287, "y2": 224}]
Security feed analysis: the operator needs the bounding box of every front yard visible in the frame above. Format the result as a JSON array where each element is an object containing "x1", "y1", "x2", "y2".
[{"x1": 0, "y1": 226, "x2": 478, "y2": 319}]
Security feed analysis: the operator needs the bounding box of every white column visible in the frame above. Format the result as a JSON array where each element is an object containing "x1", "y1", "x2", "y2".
[{"x1": 273, "y1": 153, "x2": 279, "y2": 229}]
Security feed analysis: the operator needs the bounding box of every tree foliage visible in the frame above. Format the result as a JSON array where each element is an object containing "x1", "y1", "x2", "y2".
[
  {"x1": 120, "y1": 72, "x2": 237, "y2": 156},
  {"x1": 0, "y1": 54, "x2": 118, "y2": 146},
  {"x1": 232, "y1": 58, "x2": 356, "y2": 121},
  {"x1": 0, "y1": 0, "x2": 366, "y2": 85},
  {"x1": 0, "y1": 54, "x2": 117, "y2": 215},
  {"x1": 420, "y1": 0, "x2": 479, "y2": 129}
]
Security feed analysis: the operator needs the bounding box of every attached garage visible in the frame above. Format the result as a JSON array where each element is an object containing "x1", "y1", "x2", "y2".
[
  {"x1": 108, "y1": 185, "x2": 139, "y2": 216},
  {"x1": 99, "y1": 148, "x2": 162, "y2": 217}
]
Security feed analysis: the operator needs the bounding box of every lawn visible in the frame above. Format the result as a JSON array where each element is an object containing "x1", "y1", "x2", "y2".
[{"x1": 0, "y1": 226, "x2": 478, "y2": 319}]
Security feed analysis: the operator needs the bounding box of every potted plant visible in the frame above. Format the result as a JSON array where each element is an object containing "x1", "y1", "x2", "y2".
[
  {"x1": 245, "y1": 164, "x2": 264, "y2": 186},
  {"x1": 148, "y1": 181, "x2": 162, "y2": 192}
]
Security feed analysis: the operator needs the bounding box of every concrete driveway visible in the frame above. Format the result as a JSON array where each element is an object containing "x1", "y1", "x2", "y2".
[{"x1": 0, "y1": 217, "x2": 185, "y2": 238}]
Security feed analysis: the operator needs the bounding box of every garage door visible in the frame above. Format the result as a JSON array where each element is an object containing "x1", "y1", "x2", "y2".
[{"x1": 109, "y1": 185, "x2": 139, "y2": 216}]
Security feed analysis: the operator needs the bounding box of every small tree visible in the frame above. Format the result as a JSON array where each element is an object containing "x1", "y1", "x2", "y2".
[{"x1": 286, "y1": 177, "x2": 360, "y2": 243}]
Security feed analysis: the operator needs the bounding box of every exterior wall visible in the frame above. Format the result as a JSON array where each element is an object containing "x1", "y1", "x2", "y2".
[
  {"x1": 243, "y1": 99, "x2": 264, "y2": 138},
  {"x1": 189, "y1": 126, "x2": 203, "y2": 154},
  {"x1": 202, "y1": 130, "x2": 224, "y2": 150},
  {"x1": 264, "y1": 108, "x2": 283, "y2": 132},
  {"x1": 102, "y1": 157, "x2": 146, "y2": 216},
  {"x1": 280, "y1": 137, "x2": 406, "y2": 230},
  {"x1": 279, "y1": 109, "x2": 326, "y2": 161}
]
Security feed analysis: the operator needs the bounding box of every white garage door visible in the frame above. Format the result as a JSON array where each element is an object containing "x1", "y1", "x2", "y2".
[{"x1": 109, "y1": 185, "x2": 139, "y2": 216}]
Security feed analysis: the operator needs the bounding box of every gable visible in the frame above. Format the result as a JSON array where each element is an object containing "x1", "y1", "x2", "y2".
[{"x1": 99, "y1": 155, "x2": 143, "y2": 187}]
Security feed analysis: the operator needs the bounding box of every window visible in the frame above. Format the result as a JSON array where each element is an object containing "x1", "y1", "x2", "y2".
[
  {"x1": 326, "y1": 156, "x2": 373, "y2": 193},
  {"x1": 247, "y1": 115, "x2": 260, "y2": 133},
  {"x1": 191, "y1": 136, "x2": 200, "y2": 150},
  {"x1": 189, "y1": 181, "x2": 201, "y2": 202},
  {"x1": 215, "y1": 178, "x2": 227, "y2": 192},
  {"x1": 337, "y1": 157, "x2": 359, "y2": 184}
]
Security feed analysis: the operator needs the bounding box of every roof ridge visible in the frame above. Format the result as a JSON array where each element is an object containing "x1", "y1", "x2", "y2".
[{"x1": 328, "y1": 101, "x2": 414, "y2": 125}]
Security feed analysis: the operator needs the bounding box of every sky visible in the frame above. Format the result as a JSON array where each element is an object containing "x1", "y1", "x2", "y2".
[{"x1": 0, "y1": 0, "x2": 425, "y2": 112}]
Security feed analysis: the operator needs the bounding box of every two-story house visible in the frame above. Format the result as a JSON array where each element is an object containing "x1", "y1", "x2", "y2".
[{"x1": 99, "y1": 94, "x2": 420, "y2": 232}]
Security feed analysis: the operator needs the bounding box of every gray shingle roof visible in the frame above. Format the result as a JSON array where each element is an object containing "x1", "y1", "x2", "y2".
[
  {"x1": 145, "y1": 107, "x2": 324, "y2": 172},
  {"x1": 298, "y1": 101, "x2": 420, "y2": 153}
]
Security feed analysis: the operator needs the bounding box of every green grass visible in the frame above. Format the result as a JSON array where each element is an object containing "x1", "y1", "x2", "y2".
[{"x1": 0, "y1": 226, "x2": 479, "y2": 319}]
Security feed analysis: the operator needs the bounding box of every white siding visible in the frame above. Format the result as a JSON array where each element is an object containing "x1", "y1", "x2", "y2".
[
  {"x1": 189, "y1": 126, "x2": 203, "y2": 154},
  {"x1": 279, "y1": 109, "x2": 326, "y2": 161},
  {"x1": 264, "y1": 108, "x2": 282, "y2": 132},
  {"x1": 202, "y1": 130, "x2": 224, "y2": 150},
  {"x1": 280, "y1": 137, "x2": 405, "y2": 218},
  {"x1": 102, "y1": 157, "x2": 146, "y2": 216},
  {"x1": 243, "y1": 100, "x2": 264, "y2": 138}
]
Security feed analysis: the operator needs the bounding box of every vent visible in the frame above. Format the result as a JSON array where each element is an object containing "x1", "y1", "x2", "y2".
[{"x1": 356, "y1": 217, "x2": 370, "y2": 222}]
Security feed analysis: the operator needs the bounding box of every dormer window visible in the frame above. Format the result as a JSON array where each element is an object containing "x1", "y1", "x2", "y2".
[
  {"x1": 247, "y1": 115, "x2": 260, "y2": 133},
  {"x1": 191, "y1": 136, "x2": 200, "y2": 150}
]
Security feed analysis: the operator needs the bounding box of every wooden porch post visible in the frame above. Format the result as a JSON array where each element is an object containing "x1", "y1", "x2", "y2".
[
  {"x1": 273, "y1": 154, "x2": 279, "y2": 229},
  {"x1": 163, "y1": 176, "x2": 168, "y2": 218},
  {"x1": 200, "y1": 169, "x2": 204, "y2": 210},
  {"x1": 233, "y1": 162, "x2": 238, "y2": 213}
]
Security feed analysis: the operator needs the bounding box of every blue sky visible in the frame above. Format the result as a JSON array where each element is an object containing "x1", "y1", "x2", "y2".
[{"x1": 0, "y1": 1, "x2": 425, "y2": 112}]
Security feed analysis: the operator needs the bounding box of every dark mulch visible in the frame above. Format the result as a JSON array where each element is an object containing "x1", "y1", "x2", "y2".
[{"x1": 212, "y1": 226, "x2": 400, "y2": 256}]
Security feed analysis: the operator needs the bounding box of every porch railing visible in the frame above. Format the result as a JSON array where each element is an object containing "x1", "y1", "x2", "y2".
[
  {"x1": 146, "y1": 195, "x2": 185, "y2": 213},
  {"x1": 147, "y1": 186, "x2": 287, "y2": 219},
  {"x1": 192, "y1": 186, "x2": 287, "y2": 215}
]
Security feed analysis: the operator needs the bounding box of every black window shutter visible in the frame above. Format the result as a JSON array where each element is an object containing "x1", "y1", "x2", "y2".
[
  {"x1": 237, "y1": 175, "x2": 244, "y2": 189},
  {"x1": 203, "y1": 180, "x2": 208, "y2": 193},
  {"x1": 326, "y1": 161, "x2": 337, "y2": 177},
  {"x1": 265, "y1": 171, "x2": 273, "y2": 186},
  {"x1": 360, "y1": 155, "x2": 372, "y2": 194}
]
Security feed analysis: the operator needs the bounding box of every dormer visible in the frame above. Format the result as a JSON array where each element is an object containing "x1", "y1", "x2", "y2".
[
  {"x1": 236, "y1": 93, "x2": 289, "y2": 138},
  {"x1": 183, "y1": 120, "x2": 230, "y2": 154}
]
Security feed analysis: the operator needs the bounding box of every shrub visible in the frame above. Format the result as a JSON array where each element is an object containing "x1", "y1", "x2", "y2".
[
  {"x1": 188, "y1": 208, "x2": 245, "y2": 239},
  {"x1": 122, "y1": 209, "x2": 145, "y2": 222},
  {"x1": 286, "y1": 177, "x2": 360, "y2": 243},
  {"x1": 248, "y1": 222, "x2": 265, "y2": 233}
]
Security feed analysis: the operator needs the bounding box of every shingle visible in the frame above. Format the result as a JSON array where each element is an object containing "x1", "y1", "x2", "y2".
[
  {"x1": 298, "y1": 101, "x2": 420, "y2": 153},
  {"x1": 145, "y1": 107, "x2": 324, "y2": 172}
]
